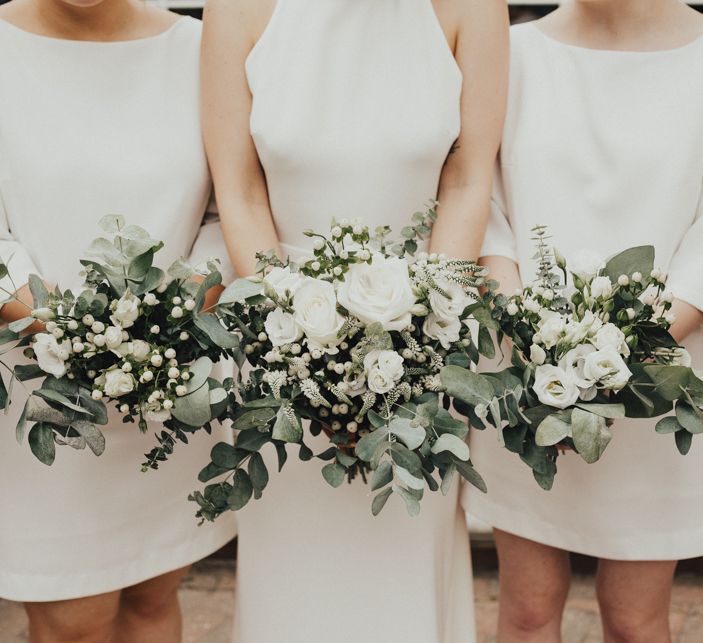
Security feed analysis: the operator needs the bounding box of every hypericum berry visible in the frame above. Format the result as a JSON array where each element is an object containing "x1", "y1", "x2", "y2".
[
  {"x1": 52, "y1": 328, "x2": 64, "y2": 339},
  {"x1": 141, "y1": 370, "x2": 154, "y2": 383},
  {"x1": 347, "y1": 421, "x2": 358, "y2": 433},
  {"x1": 175, "y1": 385, "x2": 188, "y2": 397},
  {"x1": 73, "y1": 342, "x2": 85, "y2": 353},
  {"x1": 244, "y1": 345, "x2": 254, "y2": 355},
  {"x1": 179, "y1": 331, "x2": 189, "y2": 341},
  {"x1": 82, "y1": 314, "x2": 94, "y2": 326},
  {"x1": 172, "y1": 296, "x2": 182, "y2": 305},
  {"x1": 143, "y1": 293, "x2": 158, "y2": 306},
  {"x1": 164, "y1": 348, "x2": 176, "y2": 360},
  {"x1": 150, "y1": 325, "x2": 160, "y2": 334},
  {"x1": 184, "y1": 299, "x2": 196, "y2": 311},
  {"x1": 162, "y1": 399, "x2": 174, "y2": 410},
  {"x1": 181, "y1": 372, "x2": 190, "y2": 381},
  {"x1": 91, "y1": 321, "x2": 105, "y2": 334},
  {"x1": 67, "y1": 320, "x2": 79, "y2": 331},
  {"x1": 45, "y1": 321, "x2": 57, "y2": 332},
  {"x1": 91, "y1": 389, "x2": 103, "y2": 400},
  {"x1": 150, "y1": 354, "x2": 163, "y2": 367},
  {"x1": 171, "y1": 306, "x2": 184, "y2": 319},
  {"x1": 93, "y1": 334, "x2": 106, "y2": 347},
  {"x1": 311, "y1": 261, "x2": 321, "y2": 272},
  {"x1": 631, "y1": 272, "x2": 643, "y2": 283},
  {"x1": 119, "y1": 404, "x2": 130, "y2": 414},
  {"x1": 122, "y1": 362, "x2": 132, "y2": 372},
  {"x1": 312, "y1": 238, "x2": 325, "y2": 251},
  {"x1": 258, "y1": 332, "x2": 268, "y2": 342},
  {"x1": 333, "y1": 363, "x2": 345, "y2": 375},
  {"x1": 618, "y1": 275, "x2": 630, "y2": 286}
]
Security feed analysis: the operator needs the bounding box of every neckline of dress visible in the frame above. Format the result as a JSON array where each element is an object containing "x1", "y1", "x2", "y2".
[
  {"x1": 529, "y1": 22, "x2": 703, "y2": 56},
  {"x1": 0, "y1": 15, "x2": 186, "y2": 46}
]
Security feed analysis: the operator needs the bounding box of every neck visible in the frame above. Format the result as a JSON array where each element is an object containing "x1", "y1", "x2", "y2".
[
  {"x1": 33, "y1": 0, "x2": 142, "y2": 40},
  {"x1": 562, "y1": 0, "x2": 675, "y2": 34}
]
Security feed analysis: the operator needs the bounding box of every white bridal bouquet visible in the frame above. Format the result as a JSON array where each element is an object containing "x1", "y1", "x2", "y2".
[
  {"x1": 190, "y1": 205, "x2": 495, "y2": 519},
  {"x1": 444, "y1": 226, "x2": 703, "y2": 489},
  {"x1": 0, "y1": 216, "x2": 237, "y2": 467}
]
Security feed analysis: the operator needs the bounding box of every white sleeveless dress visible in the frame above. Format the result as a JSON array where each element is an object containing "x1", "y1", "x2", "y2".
[
  {"x1": 465, "y1": 24, "x2": 703, "y2": 561},
  {"x1": 235, "y1": 2, "x2": 476, "y2": 641},
  {"x1": 0, "y1": 17, "x2": 236, "y2": 601}
]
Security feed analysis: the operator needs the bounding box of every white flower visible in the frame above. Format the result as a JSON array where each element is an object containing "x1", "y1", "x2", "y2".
[
  {"x1": 618, "y1": 275, "x2": 630, "y2": 287},
  {"x1": 671, "y1": 348, "x2": 692, "y2": 367},
  {"x1": 594, "y1": 323, "x2": 630, "y2": 357},
  {"x1": 31, "y1": 307, "x2": 54, "y2": 322},
  {"x1": 428, "y1": 278, "x2": 471, "y2": 323},
  {"x1": 264, "y1": 266, "x2": 306, "y2": 299},
  {"x1": 523, "y1": 297, "x2": 541, "y2": 314},
  {"x1": 264, "y1": 308, "x2": 303, "y2": 347},
  {"x1": 142, "y1": 401, "x2": 171, "y2": 423},
  {"x1": 337, "y1": 254, "x2": 415, "y2": 331},
  {"x1": 559, "y1": 344, "x2": 598, "y2": 400},
  {"x1": 423, "y1": 313, "x2": 461, "y2": 350},
  {"x1": 506, "y1": 302, "x2": 519, "y2": 316},
  {"x1": 33, "y1": 333, "x2": 72, "y2": 378},
  {"x1": 583, "y1": 346, "x2": 632, "y2": 391},
  {"x1": 570, "y1": 249, "x2": 604, "y2": 281},
  {"x1": 292, "y1": 279, "x2": 344, "y2": 350},
  {"x1": 590, "y1": 276, "x2": 613, "y2": 299},
  {"x1": 533, "y1": 364, "x2": 580, "y2": 409},
  {"x1": 103, "y1": 368, "x2": 136, "y2": 398},
  {"x1": 343, "y1": 370, "x2": 368, "y2": 398},
  {"x1": 171, "y1": 306, "x2": 184, "y2": 319},
  {"x1": 564, "y1": 310, "x2": 603, "y2": 345},
  {"x1": 364, "y1": 349, "x2": 405, "y2": 394},
  {"x1": 110, "y1": 290, "x2": 140, "y2": 328},
  {"x1": 143, "y1": 293, "x2": 158, "y2": 306},
  {"x1": 131, "y1": 340, "x2": 152, "y2": 362},
  {"x1": 104, "y1": 326, "x2": 123, "y2": 350},
  {"x1": 538, "y1": 313, "x2": 567, "y2": 349},
  {"x1": 529, "y1": 344, "x2": 547, "y2": 365}
]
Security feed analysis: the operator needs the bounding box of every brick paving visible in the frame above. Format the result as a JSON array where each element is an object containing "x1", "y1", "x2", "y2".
[{"x1": 2, "y1": 558, "x2": 703, "y2": 642}]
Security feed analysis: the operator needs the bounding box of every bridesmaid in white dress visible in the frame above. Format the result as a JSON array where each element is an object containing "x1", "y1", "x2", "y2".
[
  {"x1": 201, "y1": 0, "x2": 508, "y2": 641},
  {"x1": 465, "y1": 1, "x2": 703, "y2": 641},
  {"x1": 0, "y1": 0, "x2": 236, "y2": 640}
]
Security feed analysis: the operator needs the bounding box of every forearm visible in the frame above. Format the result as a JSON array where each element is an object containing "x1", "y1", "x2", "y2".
[
  {"x1": 669, "y1": 299, "x2": 703, "y2": 344},
  {"x1": 479, "y1": 255, "x2": 522, "y2": 296}
]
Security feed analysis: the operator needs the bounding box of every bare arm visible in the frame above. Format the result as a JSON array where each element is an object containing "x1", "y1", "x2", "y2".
[
  {"x1": 480, "y1": 255, "x2": 521, "y2": 296},
  {"x1": 430, "y1": 0, "x2": 509, "y2": 260},
  {"x1": 201, "y1": 0, "x2": 280, "y2": 277},
  {"x1": 669, "y1": 299, "x2": 703, "y2": 344}
]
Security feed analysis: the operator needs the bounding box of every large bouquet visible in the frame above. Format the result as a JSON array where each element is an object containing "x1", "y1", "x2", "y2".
[
  {"x1": 191, "y1": 206, "x2": 494, "y2": 519},
  {"x1": 448, "y1": 226, "x2": 703, "y2": 489},
  {"x1": 0, "y1": 216, "x2": 237, "y2": 467}
]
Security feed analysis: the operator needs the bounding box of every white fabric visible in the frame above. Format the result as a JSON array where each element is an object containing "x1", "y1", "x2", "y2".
[
  {"x1": 465, "y1": 23, "x2": 703, "y2": 561},
  {"x1": 0, "y1": 17, "x2": 236, "y2": 601},
  {"x1": 237, "y1": 1, "x2": 476, "y2": 641}
]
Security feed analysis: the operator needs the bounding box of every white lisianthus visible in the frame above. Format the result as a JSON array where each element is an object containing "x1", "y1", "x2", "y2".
[
  {"x1": 533, "y1": 364, "x2": 580, "y2": 409},
  {"x1": 33, "y1": 333, "x2": 72, "y2": 378},
  {"x1": 529, "y1": 343, "x2": 547, "y2": 365},
  {"x1": 570, "y1": 249, "x2": 604, "y2": 281},
  {"x1": 428, "y1": 278, "x2": 471, "y2": 323},
  {"x1": 103, "y1": 326, "x2": 124, "y2": 350},
  {"x1": 263, "y1": 266, "x2": 306, "y2": 300},
  {"x1": 102, "y1": 368, "x2": 136, "y2": 398},
  {"x1": 423, "y1": 313, "x2": 461, "y2": 350},
  {"x1": 594, "y1": 323, "x2": 630, "y2": 357},
  {"x1": 590, "y1": 276, "x2": 613, "y2": 299},
  {"x1": 293, "y1": 278, "x2": 344, "y2": 350},
  {"x1": 363, "y1": 349, "x2": 405, "y2": 394},
  {"x1": 110, "y1": 290, "x2": 140, "y2": 328},
  {"x1": 343, "y1": 370, "x2": 368, "y2": 398},
  {"x1": 564, "y1": 310, "x2": 603, "y2": 345},
  {"x1": 583, "y1": 346, "x2": 632, "y2": 391},
  {"x1": 538, "y1": 313, "x2": 567, "y2": 349},
  {"x1": 142, "y1": 401, "x2": 172, "y2": 423},
  {"x1": 559, "y1": 344, "x2": 598, "y2": 400},
  {"x1": 264, "y1": 308, "x2": 303, "y2": 347},
  {"x1": 337, "y1": 254, "x2": 415, "y2": 331},
  {"x1": 523, "y1": 297, "x2": 541, "y2": 314}
]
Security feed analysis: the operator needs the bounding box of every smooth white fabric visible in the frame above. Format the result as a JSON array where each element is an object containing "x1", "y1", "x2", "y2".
[
  {"x1": 464, "y1": 23, "x2": 703, "y2": 561},
  {"x1": 0, "y1": 17, "x2": 236, "y2": 601},
  {"x1": 236, "y1": 1, "x2": 476, "y2": 641}
]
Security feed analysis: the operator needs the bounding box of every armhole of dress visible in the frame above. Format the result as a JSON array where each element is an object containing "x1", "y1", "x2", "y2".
[
  {"x1": 422, "y1": 0, "x2": 462, "y2": 84},
  {"x1": 244, "y1": 0, "x2": 284, "y2": 79}
]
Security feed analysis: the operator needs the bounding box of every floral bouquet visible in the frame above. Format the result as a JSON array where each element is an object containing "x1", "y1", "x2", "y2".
[
  {"x1": 191, "y1": 205, "x2": 494, "y2": 520},
  {"x1": 444, "y1": 226, "x2": 703, "y2": 489},
  {"x1": 0, "y1": 216, "x2": 237, "y2": 467}
]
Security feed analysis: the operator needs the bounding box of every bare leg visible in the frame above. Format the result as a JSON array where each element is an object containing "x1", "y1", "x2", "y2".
[{"x1": 494, "y1": 529, "x2": 571, "y2": 643}]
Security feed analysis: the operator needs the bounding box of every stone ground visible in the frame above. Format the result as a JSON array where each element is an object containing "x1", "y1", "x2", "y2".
[{"x1": 2, "y1": 557, "x2": 703, "y2": 642}]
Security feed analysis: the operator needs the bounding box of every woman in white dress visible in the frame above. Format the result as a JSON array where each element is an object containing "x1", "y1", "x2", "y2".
[
  {"x1": 0, "y1": 0, "x2": 236, "y2": 640},
  {"x1": 202, "y1": 0, "x2": 508, "y2": 641},
  {"x1": 464, "y1": 1, "x2": 703, "y2": 641}
]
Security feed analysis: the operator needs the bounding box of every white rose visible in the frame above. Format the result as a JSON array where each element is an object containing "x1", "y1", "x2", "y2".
[
  {"x1": 131, "y1": 340, "x2": 152, "y2": 362},
  {"x1": 110, "y1": 290, "x2": 140, "y2": 328},
  {"x1": 559, "y1": 344, "x2": 598, "y2": 400},
  {"x1": 428, "y1": 278, "x2": 471, "y2": 322},
  {"x1": 594, "y1": 323, "x2": 630, "y2": 357},
  {"x1": 364, "y1": 349, "x2": 405, "y2": 394},
  {"x1": 343, "y1": 370, "x2": 367, "y2": 398},
  {"x1": 263, "y1": 266, "x2": 306, "y2": 300},
  {"x1": 529, "y1": 344, "x2": 547, "y2": 365},
  {"x1": 103, "y1": 368, "x2": 136, "y2": 398},
  {"x1": 264, "y1": 308, "x2": 303, "y2": 347},
  {"x1": 141, "y1": 401, "x2": 171, "y2": 423},
  {"x1": 583, "y1": 346, "x2": 632, "y2": 392},
  {"x1": 570, "y1": 249, "x2": 604, "y2": 281},
  {"x1": 590, "y1": 276, "x2": 613, "y2": 299},
  {"x1": 337, "y1": 254, "x2": 415, "y2": 331},
  {"x1": 533, "y1": 364, "x2": 580, "y2": 409},
  {"x1": 104, "y1": 326, "x2": 124, "y2": 350},
  {"x1": 538, "y1": 313, "x2": 567, "y2": 349},
  {"x1": 33, "y1": 333, "x2": 71, "y2": 378},
  {"x1": 423, "y1": 313, "x2": 461, "y2": 349},
  {"x1": 293, "y1": 278, "x2": 344, "y2": 350}
]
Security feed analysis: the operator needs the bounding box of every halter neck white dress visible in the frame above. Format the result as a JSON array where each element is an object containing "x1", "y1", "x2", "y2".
[
  {"x1": 0, "y1": 17, "x2": 236, "y2": 601},
  {"x1": 235, "y1": 1, "x2": 476, "y2": 641},
  {"x1": 465, "y1": 23, "x2": 703, "y2": 561}
]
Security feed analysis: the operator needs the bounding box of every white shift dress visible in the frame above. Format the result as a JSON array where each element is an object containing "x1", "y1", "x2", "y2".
[
  {"x1": 0, "y1": 17, "x2": 237, "y2": 601},
  {"x1": 464, "y1": 23, "x2": 703, "y2": 561},
  {"x1": 233, "y1": 1, "x2": 476, "y2": 641}
]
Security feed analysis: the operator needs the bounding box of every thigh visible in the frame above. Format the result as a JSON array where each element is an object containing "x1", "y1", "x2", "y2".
[
  {"x1": 120, "y1": 566, "x2": 190, "y2": 612},
  {"x1": 596, "y1": 559, "x2": 676, "y2": 613}
]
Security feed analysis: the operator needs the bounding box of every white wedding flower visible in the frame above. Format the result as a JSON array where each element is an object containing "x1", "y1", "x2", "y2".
[
  {"x1": 102, "y1": 368, "x2": 136, "y2": 398},
  {"x1": 564, "y1": 310, "x2": 603, "y2": 345},
  {"x1": 589, "y1": 276, "x2": 613, "y2": 299},
  {"x1": 570, "y1": 249, "x2": 604, "y2": 281},
  {"x1": 141, "y1": 401, "x2": 172, "y2": 423},
  {"x1": 363, "y1": 349, "x2": 405, "y2": 394},
  {"x1": 428, "y1": 277, "x2": 471, "y2": 323},
  {"x1": 264, "y1": 308, "x2": 303, "y2": 347},
  {"x1": 538, "y1": 313, "x2": 567, "y2": 349},
  {"x1": 263, "y1": 266, "x2": 306, "y2": 300},
  {"x1": 110, "y1": 290, "x2": 140, "y2": 328},
  {"x1": 337, "y1": 254, "x2": 415, "y2": 331},
  {"x1": 293, "y1": 278, "x2": 344, "y2": 350},
  {"x1": 671, "y1": 347, "x2": 692, "y2": 367},
  {"x1": 342, "y1": 370, "x2": 368, "y2": 398},
  {"x1": 523, "y1": 297, "x2": 541, "y2": 314},
  {"x1": 31, "y1": 307, "x2": 54, "y2": 322},
  {"x1": 529, "y1": 343, "x2": 547, "y2": 365},
  {"x1": 103, "y1": 325, "x2": 124, "y2": 350},
  {"x1": 33, "y1": 333, "x2": 72, "y2": 378},
  {"x1": 594, "y1": 323, "x2": 630, "y2": 357},
  {"x1": 423, "y1": 313, "x2": 461, "y2": 350},
  {"x1": 533, "y1": 364, "x2": 580, "y2": 409},
  {"x1": 583, "y1": 346, "x2": 632, "y2": 392},
  {"x1": 131, "y1": 340, "x2": 152, "y2": 362},
  {"x1": 559, "y1": 344, "x2": 598, "y2": 400}
]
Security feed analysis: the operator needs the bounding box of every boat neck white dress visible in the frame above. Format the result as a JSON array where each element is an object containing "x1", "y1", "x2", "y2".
[
  {"x1": 464, "y1": 23, "x2": 703, "y2": 561},
  {"x1": 0, "y1": 16, "x2": 236, "y2": 601},
  {"x1": 233, "y1": 1, "x2": 476, "y2": 641}
]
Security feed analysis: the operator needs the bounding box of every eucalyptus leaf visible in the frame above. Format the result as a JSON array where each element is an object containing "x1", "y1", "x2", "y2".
[
  {"x1": 454, "y1": 459, "x2": 487, "y2": 493},
  {"x1": 35, "y1": 389, "x2": 91, "y2": 415},
  {"x1": 388, "y1": 417, "x2": 425, "y2": 450},
  {"x1": 440, "y1": 365, "x2": 496, "y2": 407},
  {"x1": 248, "y1": 452, "x2": 269, "y2": 492},
  {"x1": 16, "y1": 398, "x2": 29, "y2": 443},
  {"x1": 394, "y1": 485, "x2": 421, "y2": 517},
  {"x1": 14, "y1": 364, "x2": 45, "y2": 381},
  {"x1": 219, "y1": 278, "x2": 264, "y2": 305},
  {"x1": 395, "y1": 466, "x2": 425, "y2": 491},
  {"x1": 167, "y1": 258, "x2": 197, "y2": 280},
  {"x1": 575, "y1": 403, "x2": 626, "y2": 419},
  {"x1": 28, "y1": 274, "x2": 49, "y2": 308},
  {"x1": 535, "y1": 414, "x2": 571, "y2": 447},
  {"x1": 655, "y1": 416, "x2": 682, "y2": 434},
  {"x1": 371, "y1": 487, "x2": 393, "y2": 516},
  {"x1": 675, "y1": 429, "x2": 693, "y2": 455},
  {"x1": 8, "y1": 317, "x2": 34, "y2": 333},
  {"x1": 371, "y1": 460, "x2": 393, "y2": 491},
  {"x1": 355, "y1": 428, "x2": 390, "y2": 461},
  {"x1": 28, "y1": 423, "x2": 56, "y2": 465},
  {"x1": 193, "y1": 314, "x2": 239, "y2": 349},
  {"x1": 172, "y1": 384, "x2": 211, "y2": 426},
  {"x1": 431, "y1": 433, "x2": 470, "y2": 461},
  {"x1": 235, "y1": 408, "x2": 276, "y2": 431},
  {"x1": 98, "y1": 214, "x2": 126, "y2": 233},
  {"x1": 571, "y1": 408, "x2": 611, "y2": 464},
  {"x1": 184, "y1": 357, "x2": 214, "y2": 393},
  {"x1": 227, "y1": 469, "x2": 253, "y2": 510},
  {"x1": 389, "y1": 442, "x2": 422, "y2": 477},
  {"x1": 603, "y1": 246, "x2": 655, "y2": 283},
  {"x1": 71, "y1": 421, "x2": 105, "y2": 456},
  {"x1": 675, "y1": 402, "x2": 703, "y2": 435},
  {"x1": 25, "y1": 397, "x2": 72, "y2": 426},
  {"x1": 321, "y1": 462, "x2": 346, "y2": 488},
  {"x1": 210, "y1": 442, "x2": 246, "y2": 469},
  {"x1": 272, "y1": 406, "x2": 302, "y2": 442},
  {"x1": 440, "y1": 464, "x2": 456, "y2": 496}
]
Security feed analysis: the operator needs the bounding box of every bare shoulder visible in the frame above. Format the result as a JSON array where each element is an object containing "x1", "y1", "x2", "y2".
[
  {"x1": 0, "y1": 0, "x2": 29, "y2": 24},
  {"x1": 204, "y1": 0, "x2": 276, "y2": 42}
]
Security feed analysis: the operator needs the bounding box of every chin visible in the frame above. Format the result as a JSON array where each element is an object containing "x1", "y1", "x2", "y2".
[{"x1": 58, "y1": 0, "x2": 108, "y2": 7}]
